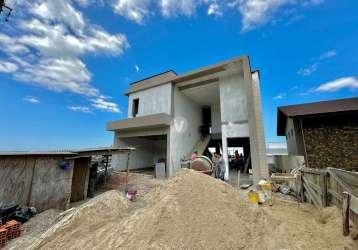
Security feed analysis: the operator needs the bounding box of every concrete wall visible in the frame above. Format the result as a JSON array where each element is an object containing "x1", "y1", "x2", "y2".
[
  {"x1": 219, "y1": 71, "x2": 249, "y2": 180},
  {"x1": 169, "y1": 87, "x2": 202, "y2": 176},
  {"x1": 285, "y1": 118, "x2": 305, "y2": 156},
  {"x1": 0, "y1": 156, "x2": 74, "y2": 212},
  {"x1": 267, "y1": 155, "x2": 305, "y2": 173},
  {"x1": 244, "y1": 69, "x2": 268, "y2": 183},
  {"x1": 113, "y1": 136, "x2": 167, "y2": 171},
  {"x1": 127, "y1": 83, "x2": 172, "y2": 118}
]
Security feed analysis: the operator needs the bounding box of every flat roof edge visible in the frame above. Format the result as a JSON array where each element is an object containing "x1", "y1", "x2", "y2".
[{"x1": 124, "y1": 55, "x2": 249, "y2": 96}]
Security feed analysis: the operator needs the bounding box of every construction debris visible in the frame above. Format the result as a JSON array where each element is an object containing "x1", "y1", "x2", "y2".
[{"x1": 19, "y1": 169, "x2": 357, "y2": 250}]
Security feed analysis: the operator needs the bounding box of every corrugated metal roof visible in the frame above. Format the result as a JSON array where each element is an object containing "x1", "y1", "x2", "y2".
[
  {"x1": 0, "y1": 147, "x2": 135, "y2": 157},
  {"x1": 278, "y1": 97, "x2": 358, "y2": 117},
  {"x1": 277, "y1": 97, "x2": 358, "y2": 135},
  {"x1": 0, "y1": 151, "x2": 76, "y2": 156}
]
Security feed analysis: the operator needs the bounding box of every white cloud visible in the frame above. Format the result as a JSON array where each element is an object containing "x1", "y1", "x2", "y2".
[
  {"x1": 228, "y1": 0, "x2": 324, "y2": 31},
  {"x1": 0, "y1": 34, "x2": 29, "y2": 54},
  {"x1": 319, "y1": 50, "x2": 336, "y2": 60},
  {"x1": 297, "y1": 62, "x2": 319, "y2": 76},
  {"x1": 113, "y1": 0, "x2": 151, "y2": 24},
  {"x1": 74, "y1": 0, "x2": 93, "y2": 7},
  {"x1": 135, "y1": 64, "x2": 140, "y2": 72},
  {"x1": 273, "y1": 92, "x2": 286, "y2": 100},
  {"x1": 298, "y1": 49, "x2": 336, "y2": 76},
  {"x1": 91, "y1": 97, "x2": 121, "y2": 113},
  {"x1": 314, "y1": 77, "x2": 358, "y2": 92},
  {"x1": 23, "y1": 96, "x2": 40, "y2": 104},
  {"x1": 302, "y1": 0, "x2": 324, "y2": 7},
  {"x1": 0, "y1": 0, "x2": 127, "y2": 113},
  {"x1": 160, "y1": 0, "x2": 199, "y2": 17},
  {"x1": 0, "y1": 61, "x2": 18, "y2": 73},
  {"x1": 111, "y1": 0, "x2": 221, "y2": 22},
  {"x1": 108, "y1": 0, "x2": 325, "y2": 31},
  {"x1": 68, "y1": 106, "x2": 93, "y2": 113},
  {"x1": 229, "y1": 0, "x2": 293, "y2": 32},
  {"x1": 30, "y1": 0, "x2": 85, "y2": 32},
  {"x1": 208, "y1": 2, "x2": 223, "y2": 16},
  {"x1": 14, "y1": 58, "x2": 98, "y2": 96}
]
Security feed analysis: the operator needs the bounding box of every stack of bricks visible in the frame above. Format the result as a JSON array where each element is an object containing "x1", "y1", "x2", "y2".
[
  {"x1": 0, "y1": 220, "x2": 21, "y2": 248},
  {"x1": 4, "y1": 220, "x2": 21, "y2": 240},
  {"x1": 0, "y1": 228, "x2": 7, "y2": 248}
]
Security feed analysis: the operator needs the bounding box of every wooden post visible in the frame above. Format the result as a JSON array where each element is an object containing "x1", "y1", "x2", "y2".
[
  {"x1": 320, "y1": 172, "x2": 328, "y2": 207},
  {"x1": 237, "y1": 169, "x2": 240, "y2": 189},
  {"x1": 104, "y1": 155, "x2": 109, "y2": 188},
  {"x1": 126, "y1": 152, "x2": 131, "y2": 189},
  {"x1": 300, "y1": 173, "x2": 305, "y2": 202},
  {"x1": 342, "y1": 191, "x2": 351, "y2": 236}
]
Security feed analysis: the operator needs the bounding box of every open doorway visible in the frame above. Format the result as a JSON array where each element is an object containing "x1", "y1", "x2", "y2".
[
  {"x1": 227, "y1": 137, "x2": 251, "y2": 172},
  {"x1": 227, "y1": 137, "x2": 251, "y2": 186}
]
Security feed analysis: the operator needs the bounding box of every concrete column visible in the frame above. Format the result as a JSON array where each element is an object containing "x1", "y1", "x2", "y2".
[
  {"x1": 221, "y1": 134, "x2": 229, "y2": 180},
  {"x1": 243, "y1": 58, "x2": 268, "y2": 184},
  {"x1": 251, "y1": 71, "x2": 269, "y2": 180}
]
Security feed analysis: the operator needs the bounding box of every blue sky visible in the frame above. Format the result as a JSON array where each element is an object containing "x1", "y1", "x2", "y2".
[{"x1": 0, "y1": 0, "x2": 357, "y2": 150}]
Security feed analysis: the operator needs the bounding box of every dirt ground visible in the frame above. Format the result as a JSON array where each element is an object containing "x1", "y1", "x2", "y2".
[{"x1": 7, "y1": 169, "x2": 358, "y2": 249}]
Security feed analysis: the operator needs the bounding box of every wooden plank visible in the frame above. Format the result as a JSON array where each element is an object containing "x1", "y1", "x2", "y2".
[
  {"x1": 303, "y1": 180, "x2": 322, "y2": 207},
  {"x1": 300, "y1": 175, "x2": 305, "y2": 202},
  {"x1": 327, "y1": 169, "x2": 355, "y2": 195},
  {"x1": 328, "y1": 168, "x2": 358, "y2": 189},
  {"x1": 301, "y1": 167, "x2": 325, "y2": 175},
  {"x1": 303, "y1": 176, "x2": 322, "y2": 194},
  {"x1": 342, "y1": 192, "x2": 350, "y2": 236},
  {"x1": 320, "y1": 172, "x2": 328, "y2": 207},
  {"x1": 328, "y1": 188, "x2": 343, "y2": 201},
  {"x1": 350, "y1": 194, "x2": 358, "y2": 215}
]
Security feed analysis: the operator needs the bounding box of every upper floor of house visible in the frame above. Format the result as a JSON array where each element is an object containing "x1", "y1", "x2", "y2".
[
  {"x1": 122, "y1": 55, "x2": 258, "y2": 118},
  {"x1": 107, "y1": 55, "x2": 263, "y2": 136},
  {"x1": 124, "y1": 70, "x2": 176, "y2": 118}
]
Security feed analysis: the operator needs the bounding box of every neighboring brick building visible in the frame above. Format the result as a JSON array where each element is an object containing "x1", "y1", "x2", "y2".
[{"x1": 277, "y1": 97, "x2": 358, "y2": 171}]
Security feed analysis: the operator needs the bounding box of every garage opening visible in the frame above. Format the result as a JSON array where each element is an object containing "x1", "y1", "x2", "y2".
[{"x1": 118, "y1": 134, "x2": 167, "y2": 177}]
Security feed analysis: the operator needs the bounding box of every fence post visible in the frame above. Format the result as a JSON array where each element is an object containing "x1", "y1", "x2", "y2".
[
  {"x1": 320, "y1": 171, "x2": 328, "y2": 207},
  {"x1": 299, "y1": 173, "x2": 305, "y2": 202},
  {"x1": 342, "y1": 191, "x2": 351, "y2": 236}
]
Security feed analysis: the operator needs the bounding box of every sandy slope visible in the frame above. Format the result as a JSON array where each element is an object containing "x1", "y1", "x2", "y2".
[{"x1": 27, "y1": 169, "x2": 357, "y2": 250}]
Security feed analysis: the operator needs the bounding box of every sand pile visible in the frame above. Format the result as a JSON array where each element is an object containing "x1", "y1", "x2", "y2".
[
  {"x1": 28, "y1": 190, "x2": 129, "y2": 249},
  {"x1": 26, "y1": 169, "x2": 357, "y2": 250}
]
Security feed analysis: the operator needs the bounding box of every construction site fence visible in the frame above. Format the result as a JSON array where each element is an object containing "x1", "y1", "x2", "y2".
[{"x1": 299, "y1": 167, "x2": 358, "y2": 234}]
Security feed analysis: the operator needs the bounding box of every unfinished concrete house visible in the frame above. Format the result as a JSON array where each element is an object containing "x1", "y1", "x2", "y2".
[{"x1": 107, "y1": 56, "x2": 268, "y2": 183}]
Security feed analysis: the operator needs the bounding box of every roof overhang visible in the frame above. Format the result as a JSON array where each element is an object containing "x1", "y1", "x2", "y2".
[
  {"x1": 0, "y1": 147, "x2": 135, "y2": 157},
  {"x1": 107, "y1": 113, "x2": 171, "y2": 132},
  {"x1": 73, "y1": 147, "x2": 135, "y2": 157},
  {"x1": 0, "y1": 151, "x2": 77, "y2": 156}
]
